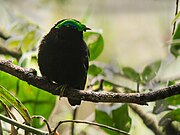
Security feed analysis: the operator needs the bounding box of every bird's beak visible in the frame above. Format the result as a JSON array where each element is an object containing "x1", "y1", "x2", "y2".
[{"x1": 84, "y1": 27, "x2": 91, "y2": 31}]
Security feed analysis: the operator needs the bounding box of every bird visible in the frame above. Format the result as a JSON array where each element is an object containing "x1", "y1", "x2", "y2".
[{"x1": 38, "y1": 19, "x2": 90, "y2": 106}]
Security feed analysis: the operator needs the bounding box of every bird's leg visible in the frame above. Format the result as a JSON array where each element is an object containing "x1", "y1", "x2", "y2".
[{"x1": 55, "y1": 84, "x2": 68, "y2": 100}]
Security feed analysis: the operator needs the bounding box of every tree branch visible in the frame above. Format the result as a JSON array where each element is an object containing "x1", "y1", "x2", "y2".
[
  {"x1": 129, "y1": 104, "x2": 164, "y2": 135},
  {"x1": 0, "y1": 59, "x2": 179, "y2": 105},
  {"x1": 0, "y1": 45, "x2": 21, "y2": 59}
]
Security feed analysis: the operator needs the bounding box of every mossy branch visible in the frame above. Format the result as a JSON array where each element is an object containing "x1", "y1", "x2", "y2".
[{"x1": 0, "y1": 59, "x2": 179, "y2": 105}]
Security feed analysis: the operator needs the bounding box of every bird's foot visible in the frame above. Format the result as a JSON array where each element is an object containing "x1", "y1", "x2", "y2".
[{"x1": 55, "y1": 85, "x2": 68, "y2": 100}]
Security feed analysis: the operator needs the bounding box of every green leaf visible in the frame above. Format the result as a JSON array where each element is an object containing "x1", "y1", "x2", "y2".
[
  {"x1": 6, "y1": 37, "x2": 21, "y2": 49},
  {"x1": 95, "y1": 105, "x2": 131, "y2": 135},
  {"x1": 170, "y1": 41, "x2": 180, "y2": 57},
  {"x1": 122, "y1": 67, "x2": 140, "y2": 82},
  {"x1": 88, "y1": 64, "x2": 103, "y2": 76},
  {"x1": 167, "y1": 80, "x2": 175, "y2": 86},
  {"x1": 173, "y1": 23, "x2": 180, "y2": 40},
  {"x1": 18, "y1": 51, "x2": 36, "y2": 67},
  {"x1": 95, "y1": 109, "x2": 117, "y2": 135},
  {"x1": 171, "y1": 23, "x2": 180, "y2": 57},
  {"x1": 0, "y1": 85, "x2": 31, "y2": 124},
  {"x1": 104, "y1": 81, "x2": 114, "y2": 91},
  {"x1": 17, "y1": 81, "x2": 56, "y2": 128},
  {"x1": 166, "y1": 95, "x2": 180, "y2": 106},
  {"x1": 141, "y1": 60, "x2": 161, "y2": 83},
  {"x1": 159, "y1": 108, "x2": 180, "y2": 126},
  {"x1": 0, "y1": 63, "x2": 19, "y2": 113},
  {"x1": 0, "y1": 71, "x2": 18, "y2": 91},
  {"x1": 171, "y1": 11, "x2": 180, "y2": 25},
  {"x1": 153, "y1": 95, "x2": 180, "y2": 114},
  {"x1": 84, "y1": 31, "x2": 104, "y2": 61},
  {"x1": 112, "y1": 104, "x2": 131, "y2": 133},
  {"x1": 20, "y1": 30, "x2": 40, "y2": 53}
]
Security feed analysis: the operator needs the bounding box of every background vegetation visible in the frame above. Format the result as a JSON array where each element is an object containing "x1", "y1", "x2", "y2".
[{"x1": 0, "y1": 0, "x2": 179, "y2": 135}]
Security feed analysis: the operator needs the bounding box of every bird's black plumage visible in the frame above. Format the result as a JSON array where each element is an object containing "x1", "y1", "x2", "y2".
[{"x1": 38, "y1": 19, "x2": 89, "y2": 106}]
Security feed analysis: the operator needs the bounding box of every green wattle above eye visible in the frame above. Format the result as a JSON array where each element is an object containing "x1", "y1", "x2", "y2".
[{"x1": 55, "y1": 20, "x2": 86, "y2": 31}]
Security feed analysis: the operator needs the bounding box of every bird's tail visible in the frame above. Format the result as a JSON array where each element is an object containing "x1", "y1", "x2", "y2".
[{"x1": 68, "y1": 98, "x2": 81, "y2": 106}]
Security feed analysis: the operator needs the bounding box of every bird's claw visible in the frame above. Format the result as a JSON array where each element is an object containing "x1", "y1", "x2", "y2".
[{"x1": 55, "y1": 85, "x2": 67, "y2": 100}]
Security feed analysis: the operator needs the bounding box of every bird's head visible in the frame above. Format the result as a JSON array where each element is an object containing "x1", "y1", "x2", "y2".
[
  {"x1": 53, "y1": 19, "x2": 90, "y2": 40},
  {"x1": 55, "y1": 19, "x2": 90, "y2": 32}
]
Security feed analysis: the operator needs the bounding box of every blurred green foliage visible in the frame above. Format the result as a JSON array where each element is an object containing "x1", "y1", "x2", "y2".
[
  {"x1": 0, "y1": 85, "x2": 31, "y2": 124},
  {"x1": 84, "y1": 31, "x2": 104, "y2": 61},
  {"x1": 0, "y1": 19, "x2": 56, "y2": 128},
  {"x1": 0, "y1": 1, "x2": 179, "y2": 134},
  {"x1": 95, "y1": 104, "x2": 131, "y2": 135}
]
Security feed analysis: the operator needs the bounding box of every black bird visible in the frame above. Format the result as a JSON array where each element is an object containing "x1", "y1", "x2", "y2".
[{"x1": 38, "y1": 19, "x2": 90, "y2": 106}]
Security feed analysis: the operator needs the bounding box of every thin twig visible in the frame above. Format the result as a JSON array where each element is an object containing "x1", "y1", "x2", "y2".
[
  {"x1": 53, "y1": 120, "x2": 130, "y2": 135},
  {"x1": 0, "y1": 120, "x2": 2, "y2": 135},
  {"x1": 31, "y1": 115, "x2": 52, "y2": 133},
  {"x1": 0, "y1": 114, "x2": 48, "y2": 135},
  {"x1": 137, "y1": 82, "x2": 140, "y2": 92},
  {"x1": 71, "y1": 107, "x2": 78, "y2": 135},
  {"x1": 172, "y1": 0, "x2": 179, "y2": 35}
]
